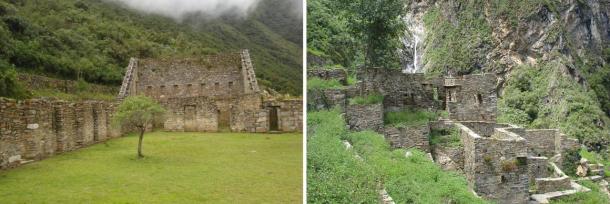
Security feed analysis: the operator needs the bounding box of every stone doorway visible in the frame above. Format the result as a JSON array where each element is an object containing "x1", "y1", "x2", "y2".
[
  {"x1": 269, "y1": 106, "x2": 279, "y2": 131},
  {"x1": 218, "y1": 109, "x2": 230, "y2": 130},
  {"x1": 184, "y1": 105, "x2": 197, "y2": 131}
]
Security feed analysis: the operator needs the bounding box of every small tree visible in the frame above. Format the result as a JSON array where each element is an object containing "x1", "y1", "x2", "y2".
[{"x1": 113, "y1": 96, "x2": 165, "y2": 158}]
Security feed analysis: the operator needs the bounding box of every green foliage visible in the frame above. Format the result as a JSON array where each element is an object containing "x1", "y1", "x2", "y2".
[
  {"x1": 550, "y1": 180, "x2": 610, "y2": 204},
  {"x1": 307, "y1": 77, "x2": 344, "y2": 90},
  {"x1": 0, "y1": 0, "x2": 301, "y2": 95},
  {"x1": 308, "y1": 109, "x2": 487, "y2": 203},
  {"x1": 0, "y1": 60, "x2": 28, "y2": 99},
  {"x1": 349, "y1": 93, "x2": 384, "y2": 105},
  {"x1": 307, "y1": 109, "x2": 379, "y2": 203},
  {"x1": 423, "y1": 2, "x2": 492, "y2": 75},
  {"x1": 0, "y1": 132, "x2": 303, "y2": 203},
  {"x1": 384, "y1": 108, "x2": 439, "y2": 126},
  {"x1": 307, "y1": 0, "x2": 362, "y2": 68},
  {"x1": 430, "y1": 128, "x2": 462, "y2": 148},
  {"x1": 498, "y1": 61, "x2": 610, "y2": 147},
  {"x1": 30, "y1": 88, "x2": 114, "y2": 101},
  {"x1": 346, "y1": 130, "x2": 488, "y2": 203},
  {"x1": 339, "y1": 0, "x2": 407, "y2": 68},
  {"x1": 113, "y1": 95, "x2": 165, "y2": 130},
  {"x1": 75, "y1": 78, "x2": 90, "y2": 93}
]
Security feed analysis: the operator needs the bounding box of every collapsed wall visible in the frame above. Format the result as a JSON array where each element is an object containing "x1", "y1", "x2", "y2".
[{"x1": 0, "y1": 98, "x2": 122, "y2": 170}]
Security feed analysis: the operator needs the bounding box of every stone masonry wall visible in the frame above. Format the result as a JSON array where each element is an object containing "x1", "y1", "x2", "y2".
[
  {"x1": 523, "y1": 129, "x2": 558, "y2": 157},
  {"x1": 346, "y1": 103, "x2": 383, "y2": 132},
  {"x1": 17, "y1": 74, "x2": 118, "y2": 95},
  {"x1": 264, "y1": 99, "x2": 303, "y2": 132},
  {"x1": 161, "y1": 96, "x2": 219, "y2": 132},
  {"x1": 136, "y1": 53, "x2": 245, "y2": 99},
  {"x1": 307, "y1": 69, "x2": 348, "y2": 85},
  {"x1": 383, "y1": 124, "x2": 430, "y2": 152},
  {"x1": 307, "y1": 89, "x2": 346, "y2": 111},
  {"x1": 535, "y1": 176, "x2": 572, "y2": 194},
  {"x1": 528, "y1": 156, "x2": 549, "y2": 183},
  {"x1": 445, "y1": 74, "x2": 497, "y2": 122},
  {"x1": 0, "y1": 98, "x2": 122, "y2": 170},
  {"x1": 359, "y1": 68, "x2": 441, "y2": 111},
  {"x1": 459, "y1": 122, "x2": 529, "y2": 204}
]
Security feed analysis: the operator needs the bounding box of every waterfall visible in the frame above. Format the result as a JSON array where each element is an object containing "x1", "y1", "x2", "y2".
[{"x1": 401, "y1": 11, "x2": 425, "y2": 73}]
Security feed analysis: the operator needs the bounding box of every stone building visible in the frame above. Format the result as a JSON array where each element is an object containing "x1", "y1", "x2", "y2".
[
  {"x1": 118, "y1": 50, "x2": 302, "y2": 133},
  {"x1": 309, "y1": 67, "x2": 585, "y2": 204}
]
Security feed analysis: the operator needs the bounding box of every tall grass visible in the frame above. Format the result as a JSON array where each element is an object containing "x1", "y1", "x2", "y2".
[
  {"x1": 349, "y1": 93, "x2": 384, "y2": 105},
  {"x1": 308, "y1": 109, "x2": 487, "y2": 203},
  {"x1": 384, "y1": 109, "x2": 439, "y2": 126},
  {"x1": 307, "y1": 77, "x2": 344, "y2": 90},
  {"x1": 307, "y1": 109, "x2": 379, "y2": 203}
]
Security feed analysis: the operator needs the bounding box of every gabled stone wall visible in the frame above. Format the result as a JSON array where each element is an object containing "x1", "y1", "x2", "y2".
[
  {"x1": 0, "y1": 98, "x2": 122, "y2": 170},
  {"x1": 161, "y1": 96, "x2": 219, "y2": 132}
]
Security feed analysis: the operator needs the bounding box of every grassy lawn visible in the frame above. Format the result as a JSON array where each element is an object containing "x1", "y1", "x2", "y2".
[{"x1": 0, "y1": 132, "x2": 302, "y2": 204}]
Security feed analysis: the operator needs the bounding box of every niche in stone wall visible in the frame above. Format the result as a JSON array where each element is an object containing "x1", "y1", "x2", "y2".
[
  {"x1": 183, "y1": 105, "x2": 197, "y2": 132},
  {"x1": 269, "y1": 106, "x2": 279, "y2": 131}
]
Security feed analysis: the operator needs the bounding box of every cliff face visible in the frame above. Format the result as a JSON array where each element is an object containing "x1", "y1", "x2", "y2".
[{"x1": 400, "y1": 0, "x2": 610, "y2": 145}]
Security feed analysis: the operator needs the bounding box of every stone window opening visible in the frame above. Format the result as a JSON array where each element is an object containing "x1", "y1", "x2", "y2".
[
  {"x1": 214, "y1": 82, "x2": 220, "y2": 90},
  {"x1": 475, "y1": 93, "x2": 482, "y2": 105},
  {"x1": 501, "y1": 175, "x2": 507, "y2": 183},
  {"x1": 160, "y1": 85, "x2": 166, "y2": 94},
  {"x1": 228, "y1": 81, "x2": 233, "y2": 87}
]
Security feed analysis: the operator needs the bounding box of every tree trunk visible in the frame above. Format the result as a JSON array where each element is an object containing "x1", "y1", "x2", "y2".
[{"x1": 137, "y1": 128, "x2": 145, "y2": 158}]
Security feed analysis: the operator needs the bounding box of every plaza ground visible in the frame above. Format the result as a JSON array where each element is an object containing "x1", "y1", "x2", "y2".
[{"x1": 0, "y1": 132, "x2": 302, "y2": 203}]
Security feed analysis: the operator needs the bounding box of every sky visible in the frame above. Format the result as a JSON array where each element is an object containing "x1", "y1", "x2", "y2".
[{"x1": 106, "y1": 0, "x2": 264, "y2": 20}]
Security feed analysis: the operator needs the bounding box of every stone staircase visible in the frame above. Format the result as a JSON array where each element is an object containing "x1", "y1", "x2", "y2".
[
  {"x1": 240, "y1": 49, "x2": 260, "y2": 93},
  {"x1": 117, "y1": 58, "x2": 137, "y2": 100}
]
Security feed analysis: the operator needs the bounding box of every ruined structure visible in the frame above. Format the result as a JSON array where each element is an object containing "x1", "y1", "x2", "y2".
[
  {"x1": 118, "y1": 50, "x2": 302, "y2": 133},
  {"x1": 309, "y1": 68, "x2": 587, "y2": 204},
  {"x1": 0, "y1": 98, "x2": 122, "y2": 169}
]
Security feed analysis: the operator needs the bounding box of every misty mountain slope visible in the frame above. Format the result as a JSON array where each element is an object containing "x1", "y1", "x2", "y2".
[{"x1": 0, "y1": 0, "x2": 302, "y2": 95}]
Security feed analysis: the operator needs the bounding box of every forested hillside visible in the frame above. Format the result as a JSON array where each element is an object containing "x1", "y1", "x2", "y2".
[
  {"x1": 0, "y1": 0, "x2": 302, "y2": 97},
  {"x1": 308, "y1": 0, "x2": 610, "y2": 148}
]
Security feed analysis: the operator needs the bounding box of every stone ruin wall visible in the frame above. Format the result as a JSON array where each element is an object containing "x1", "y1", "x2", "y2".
[
  {"x1": 459, "y1": 123, "x2": 530, "y2": 204},
  {"x1": 0, "y1": 98, "x2": 122, "y2": 170},
  {"x1": 307, "y1": 89, "x2": 346, "y2": 111},
  {"x1": 161, "y1": 96, "x2": 219, "y2": 132},
  {"x1": 383, "y1": 124, "x2": 430, "y2": 152},
  {"x1": 135, "y1": 53, "x2": 246, "y2": 99},
  {"x1": 358, "y1": 68, "x2": 440, "y2": 111},
  {"x1": 445, "y1": 74, "x2": 497, "y2": 122},
  {"x1": 307, "y1": 69, "x2": 348, "y2": 85},
  {"x1": 17, "y1": 74, "x2": 118, "y2": 95},
  {"x1": 346, "y1": 103, "x2": 384, "y2": 132},
  {"x1": 265, "y1": 99, "x2": 303, "y2": 132}
]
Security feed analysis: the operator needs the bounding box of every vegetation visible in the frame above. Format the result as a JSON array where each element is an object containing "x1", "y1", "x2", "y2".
[
  {"x1": 307, "y1": 109, "x2": 379, "y2": 203},
  {"x1": 31, "y1": 88, "x2": 115, "y2": 101},
  {"x1": 307, "y1": 0, "x2": 406, "y2": 69},
  {"x1": 429, "y1": 128, "x2": 462, "y2": 148},
  {"x1": 384, "y1": 109, "x2": 441, "y2": 126},
  {"x1": 497, "y1": 61, "x2": 610, "y2": 148},
  {"x1": 349, "y1": 93, "x2": 384, "y2": 105},
  {"x1": 0, "y1": 0, "x2": 302, "y2": 96},
  {"x1": 113, "y1": 96, "x2": 165, "y2": 158},
  {"x1": 0, "y1": 132, "x2": 303, "y2": 203},
  {"x1": 422, "y1": 2, "x2": 492, "y2": 75},
  {"x1": 0, "y1": 62, "x2": 28, "y2": 99},
  {"x1": 550, "y1": 180, "x2": 610, "y2": 204},
  {"x1": 307, "y1": 77, "x2": 344, "y2": 90},
  {"x1": 308, "y1": 109, "x2": 488, "y2": 203}
]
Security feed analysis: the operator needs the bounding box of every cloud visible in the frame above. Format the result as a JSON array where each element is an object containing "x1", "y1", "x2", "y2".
[{"x1": 106, "y1": 0, "x2": 262, "y2": 20}]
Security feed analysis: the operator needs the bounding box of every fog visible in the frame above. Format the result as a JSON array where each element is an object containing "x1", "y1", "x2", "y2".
[{"x1": 106, "y1": 0, "x2": 263, "y2": 20}]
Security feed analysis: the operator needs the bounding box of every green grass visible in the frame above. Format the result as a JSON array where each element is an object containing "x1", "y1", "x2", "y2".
[
  {"x1": 580, "y1": 148, "x2": 610, "y2": 177},
  {"x1": 31, "y1": 88, "x2": 116, "y2": 101},
  {"x1": 429, "y1": 128, "x2": 462, "y2": 148},
  {"x1": 307, "y1": 77, "x2": 344, "y2": 90},
  {"x1": 550, "y1": 180, "x2": 610, "y2": 204},
  {"x1": 0, "y1": 132, "x2": 302, "y2": 203},
  {"x1": 349, "y1": 93, "x2": 384, "y2": 105},
  {"x1": 307, "y1": 109, "x2": 486, "y2": 203},
  {"x1": 384, "y1": 109, "x2": 440, "y2": 126},
  {"x1": 307, "y1": 109, "x2": 379, "y2": 203}
]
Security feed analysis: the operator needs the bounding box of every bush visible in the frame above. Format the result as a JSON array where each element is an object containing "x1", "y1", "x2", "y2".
[
  {"x1": 0, "y1": 61, "x2": 28, "y2": 99},
  {"x1": 349, "y1": 93, "x2": 383, "y2": 105},
  {"x1": 430, "y1": 128, "x2": 461, "y2": 147}
]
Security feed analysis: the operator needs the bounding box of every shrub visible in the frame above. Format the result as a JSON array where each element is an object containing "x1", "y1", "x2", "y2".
[
  {"x1": 501, "y1": 160, "x2": 518, "y2": 172},
  {"x1": 349, "y1": 93, "x2": 383, "y2": 105},
  {"x1": 429, "y1": 128, "x2": 461, "y2": 147}
]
